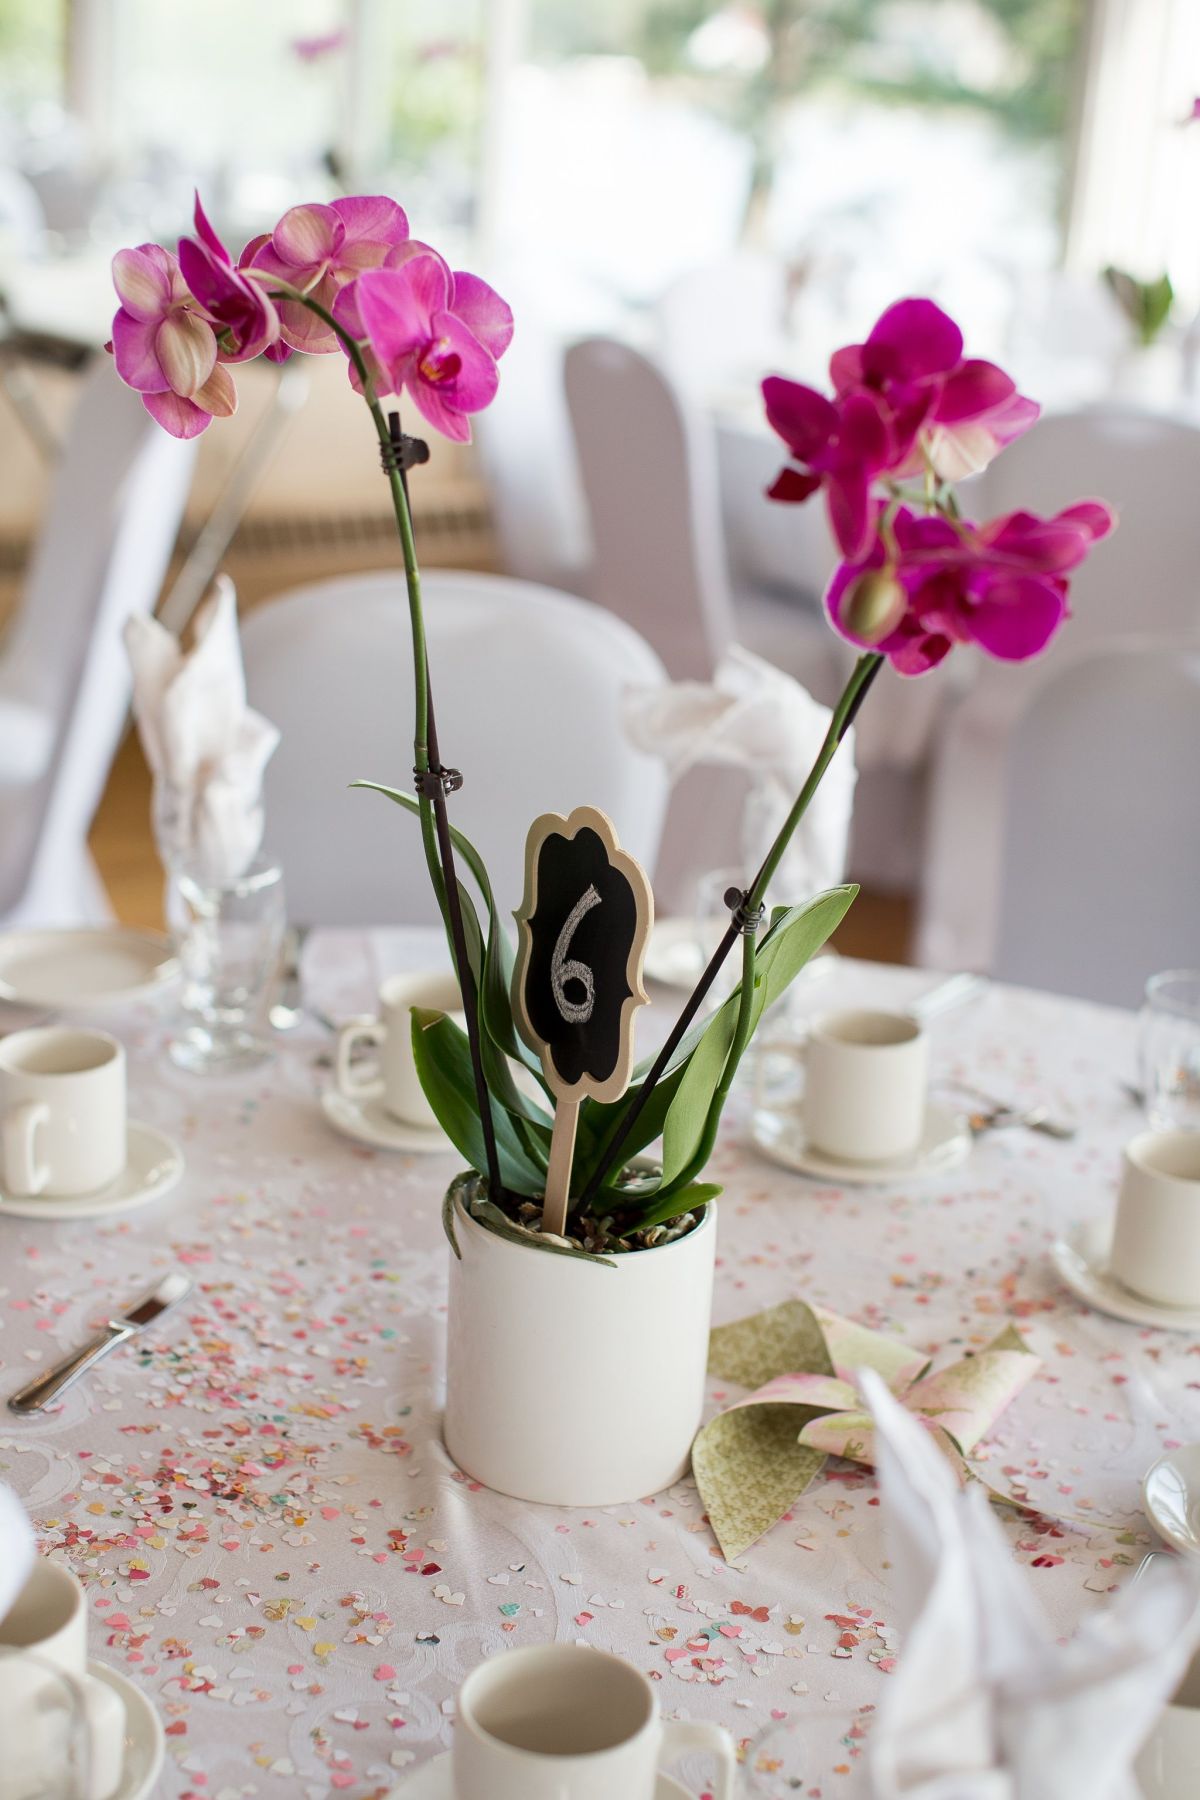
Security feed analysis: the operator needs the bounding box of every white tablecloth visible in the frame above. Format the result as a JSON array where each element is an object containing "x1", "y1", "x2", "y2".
[{"x1": 1, "y1": 937, "x2": 1190, "y2": 1799}]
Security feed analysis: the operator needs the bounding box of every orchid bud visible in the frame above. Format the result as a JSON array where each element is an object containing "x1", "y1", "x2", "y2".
[{"x1": 841, "y1": 569, "x2": 906, "y2": 643}]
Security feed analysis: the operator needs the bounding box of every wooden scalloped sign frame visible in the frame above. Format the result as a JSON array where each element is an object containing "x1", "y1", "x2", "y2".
[{"x1": 512, "y1": 804, "x2": 654, "y2": 1106}]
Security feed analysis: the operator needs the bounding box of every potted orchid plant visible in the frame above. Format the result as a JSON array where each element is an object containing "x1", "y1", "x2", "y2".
[{"x1": 109, "y1": 197, "x2": 1113, "y2": 1506}]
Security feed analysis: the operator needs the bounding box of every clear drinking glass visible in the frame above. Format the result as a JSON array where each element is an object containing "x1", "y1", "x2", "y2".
[
  {"x1": 1140, "y1": 971, "x2": 1200, "y2": 1132},
  {"x1": 167, "y1": 855, "x2": 286, "y2": 1074},
  {"x1": 746, "y1": 1707, "x2": 873, "y2": 1797}
]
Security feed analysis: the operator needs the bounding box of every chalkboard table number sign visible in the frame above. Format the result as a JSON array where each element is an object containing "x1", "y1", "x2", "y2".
[{"x1": 513, "y1": 806, "x2": 654, "y2": 1236}]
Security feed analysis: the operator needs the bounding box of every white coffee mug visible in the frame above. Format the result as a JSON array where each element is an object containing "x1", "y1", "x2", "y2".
[
  {"x1": 0, "y1": 1559, "x2": 125, "y2": 1800},
  {"x1": 453, "y1": 1643, "x2": 735, "y2": 1800},
  {"x1": 0, "y1": 1029, "x2": 126, "y2": 1198},
  {"x1": 802, "y1": 1009, "x2": 929, "y2": 1163},
  {"x1": 1110, "y1": 1130, "x2": 1200, "y2": 1307},
  {"x1": 336, "y1": 972, "x2": 465, "y2": 1129},
  {"x1": 1136, "y1": 1641, "x2": 1200, "y2": 1800}
]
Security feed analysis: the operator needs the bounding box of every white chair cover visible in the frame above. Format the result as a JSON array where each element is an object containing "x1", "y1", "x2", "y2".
[
  {"x1": 992, "y1": 642, "x2": 1200, "y2": 1006},
  {"x1": 563, "y1": 336, "x2": 843, "y2": 908},
  {"x1": 918, "y1": 405, "x2": 1200, "y2": 970},
  {"x1": 564, "y1": 335, "x2": 734, "y2": 681},
  {"x1": 241, "y1": 570, "x2": 671, "y2": 927},
  {"x1": 0, "y1": 360, "x2": 197, "y2": 924}
]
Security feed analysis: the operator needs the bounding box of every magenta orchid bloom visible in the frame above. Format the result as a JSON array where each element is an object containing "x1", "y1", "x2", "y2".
[
  {"x1": 108, "y1": 242, "x2": 236, "y2": 439},
  {"x1": 763, "y1": 376, "x2": 896, "y2": 560},
  {"x1": 178, "y1": 194, "x2": 279, "y2": 365},
  {"x1": 242, "y1": 196, "x2": 412, "y2": 354},
  {"x1": 765, "y1": 298, "x2": 1039, "y2": 549},
  {"x1": 826, "y1": 500, "x2": 1116, "y2": 675},
  {"x1": 334, "y1": 254, "x2": 513, "y2": 442}
]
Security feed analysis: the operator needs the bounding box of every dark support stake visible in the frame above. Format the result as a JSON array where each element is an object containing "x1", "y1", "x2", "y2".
[
  {"x1": 385, "y1": 411, "x2": 503, "y2": 1203},
  {"x1": 578, "y1": 658, "x2": 882, "y2": 1209}
]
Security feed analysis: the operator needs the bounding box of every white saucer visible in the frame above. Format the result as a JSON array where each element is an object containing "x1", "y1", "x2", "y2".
[
  {"x1": 643, "y1": 916, "x2": 722, "y2": 991},
  {"x1": 388, "y1": 1752, "x2": 693, "y2": 1798},
  {"x1": 322, "y1": 1083, "x2": 452, "y2": 1154},
  {"x1": 750, "y1": 1099, "x2": 970, "y2": 1185},
  {"x1": 0, "y1": 1122, "x2": 184, "y2": 1220},
  {"x1": 0, "y1": 927, "x2": 178, "y2": 1010},
  {"x1": 90, "y1": 1659, "x2": 165, "y2": 1800},
  {"x1": 1051, "y1": 1219, "x2": 1200, "y2": 1331},
  {"x1": 1144, "y1": 1445, "x2": 1200, "y2": 1556}
]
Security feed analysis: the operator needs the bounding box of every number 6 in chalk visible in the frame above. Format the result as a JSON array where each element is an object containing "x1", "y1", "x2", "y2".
[{"x1": 513, "y1": 807, "x2": 654, "y2": 1234}]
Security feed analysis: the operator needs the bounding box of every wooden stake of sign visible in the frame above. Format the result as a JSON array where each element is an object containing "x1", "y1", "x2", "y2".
[{"x1": 512, "y1": 807, "x2": 654, "y2": 1237}]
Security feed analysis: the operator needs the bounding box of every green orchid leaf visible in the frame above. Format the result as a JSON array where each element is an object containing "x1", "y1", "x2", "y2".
[
  {"x1": 354, "y1": 780, "x2": 549, "y2": 1082},
  {"x1": 442, "y1": 1181, "x2": 464, "y2": 1259},
  {"x1": 411, "y1": 1008, "x2": 548, "y2": 1197},
  {"x1": 657, "y1": 886, "x2": 857, "y2": 1192},
  {"x1": 619, "y1": 1181, "x2": 722, "y2": 1234}
]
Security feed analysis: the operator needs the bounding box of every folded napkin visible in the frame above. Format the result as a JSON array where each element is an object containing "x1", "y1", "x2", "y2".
[
  {"x1": 623, "y1": 647, "x2": 856, "y2": 896},
  {"x1": 125, "y1": 577, "x2": 279, "y2": 887},
  {"x1": 0, "y1": 1480, "x2": 34, "y2": 1621},
  {"x1": 864, "y1": 1368, "x2": 1200, "y2": 1800},
  {"x1": 693, "y1": 1299, "x2": 1038, "y2": 1560}
]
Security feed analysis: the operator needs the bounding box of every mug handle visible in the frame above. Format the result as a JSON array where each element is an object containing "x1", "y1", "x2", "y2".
[
  {"x1": 1, "y1": 1100, "x2": 50, "y2": 1195},
  {"x1": 659, "y1": 1719, "x2": 736, "y2": 1800},
  {"x1": 336, "y1": 1017, "x2": 384, "y2": 1098}
]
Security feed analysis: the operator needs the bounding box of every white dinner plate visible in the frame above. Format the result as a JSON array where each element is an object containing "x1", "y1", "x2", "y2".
[
  {"x1": 0, "y1": 1122, "x2": 184, "y2": 1220},
  {"x1": 1051, "y1": 1219, "x2": 1200, "y2": 1331},
  {"x1": 322, "y1": 1083, "x2": 453, "y2": 1154},
  {"x1": 1144, "y1": 1446, "x2": 1200, "y2": 1556},
  {"x1": 90, "y1": 1660, "x2": 165, "y2": 1800},
  {"x1": 388, "y1": 1752, "x2": 694, "y2": 1798},
  {"x1": 750, "y1": 1099, "x2": 970, "y2": 1186},
  {"x1": 0, "y1": 927, "x2": 178, "y2": 1011}
]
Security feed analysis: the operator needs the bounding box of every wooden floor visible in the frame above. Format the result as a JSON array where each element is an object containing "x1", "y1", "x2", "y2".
[{"x1": 89, "y1": 733, "x2": 914, "y2": 961}]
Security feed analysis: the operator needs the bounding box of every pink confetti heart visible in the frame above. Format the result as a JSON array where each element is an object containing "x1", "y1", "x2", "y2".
[
  {"x1": 321, "y1": 1507, "x2": 340, "y2": 1520},
  {"x1": 664, "y1": 1648, "x2": 689, "y2": 1663},
  {"x1": 374, "y1": 1664, "x2": 396, "y2": 1681}
]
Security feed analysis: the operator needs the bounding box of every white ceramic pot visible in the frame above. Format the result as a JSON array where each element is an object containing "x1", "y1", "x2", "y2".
[{"x1": 444, "y1": 1180, "x2": 717, "y2": 1505}]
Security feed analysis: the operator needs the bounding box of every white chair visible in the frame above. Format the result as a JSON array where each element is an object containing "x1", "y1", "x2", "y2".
[
  {"x1": 240, "y1": 570, "x2": 671, "y2": 927},
  {"x1": 917, "y1": 405, "x2": 1200, "y2": 970},
  {"x1": 0, "y1": 360, "x2": 197, "y2": 924},
  {"x1": 563, "y1": 335, "x2": 840, "y2": 694},
  {"x1": 992, "y1": 643, "x2": 1200, "y2": 1006}
]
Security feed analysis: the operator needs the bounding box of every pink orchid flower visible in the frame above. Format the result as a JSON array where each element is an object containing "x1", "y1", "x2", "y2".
[
  {"x1": 243, "y1": 196, "x2": 412, "y2": 354},
  {"x1": 178, "y1": 193, "x2": 279, "y2": 365},
  {"x1": 763, "y1": 376, "x2": 895, "y2": 560},
  {"x1": 108, "y1": 241, "x2": 236, "y2": 439},
  {"x1": 333, "y1": 254, "x2": 513, "y2": 442},
  {"x1": 765, "y1": 299, "x2": 1038, "y2": 545},
  {"x1": 826, "y1": 500, "x2": 1116, "y2": 675}
]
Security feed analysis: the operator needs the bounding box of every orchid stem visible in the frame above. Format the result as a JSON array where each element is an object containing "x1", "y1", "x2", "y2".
[
  {"x1": 267, "y1": 286, "x2": 503, "y2": 1200},
  {"x1": 579, "y1": 651, "x2": 882, "y2": 1208}
]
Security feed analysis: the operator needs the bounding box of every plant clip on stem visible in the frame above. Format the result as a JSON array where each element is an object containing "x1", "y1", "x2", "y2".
[{"x1": 380, "y1": 408, "x2": 502, "y2": 1203}]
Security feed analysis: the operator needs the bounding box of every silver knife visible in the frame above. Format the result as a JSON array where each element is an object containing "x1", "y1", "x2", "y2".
[{"x1": 7, "y1": 1271, "x2": 191, "y2": 1415}]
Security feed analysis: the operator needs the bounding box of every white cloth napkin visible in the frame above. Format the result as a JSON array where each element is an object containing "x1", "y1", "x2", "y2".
[
  {"x1": 623, "y1": 646, "x2": 856, "y2": 898},
  {"x1": 0, "y1": 1480, "x2": 35, "y2": 1622},
  {"x1": 125, "y1": 577, "x2": 280, "y2": 888},
  {"x1": 862, "y1": 1368, "x2": 1200, "y2": 1800}
]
